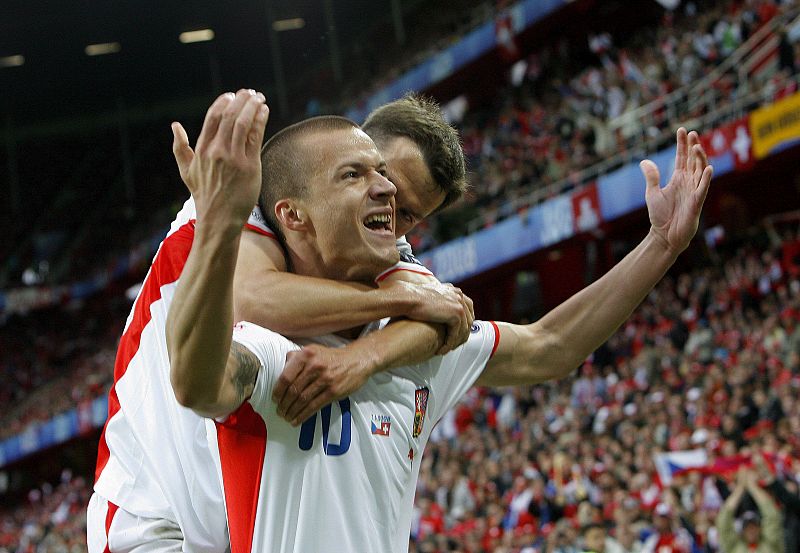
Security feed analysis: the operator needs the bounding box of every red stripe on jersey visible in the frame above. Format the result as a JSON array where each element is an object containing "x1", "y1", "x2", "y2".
[
  {"x1": 103, "y1": 500, "x2": 119, "y2": 553},
  {"x1": 216, "y1": 403, "x2": 267, "y2": 553},
  {"x1": 94, "y1": 221, "x2": 196, "y2": 483},
  {"x1": 489, "y1": 321, "x2": 501, "y2": 358},
  {"x1": 244, "y1": 223, "x2": 278, "y2": 240},
  {"x1": 375, "y1": 267, "x2": 434, "y2": 282}
]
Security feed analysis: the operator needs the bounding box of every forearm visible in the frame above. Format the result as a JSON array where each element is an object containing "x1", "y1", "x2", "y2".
[
  {"x1": 715, "y1": 503, "x2": 737, "y2": 552},
  {"x1": 342, "y1": 319, "x2": 446, "y2": 375},
  {"x1": 483, "y1": 230, "x2": 680, "y2": 386},
  {"x1": 168, "y1": 219, "x2": 240, "y2": 411},
  {"x1": 539, "y1": 229, "x2": 678, "y2": 371},
  {"x1": 234, "y1": 272, "x2": 416, "y2": 337},
  {"x1": 749, "y1": 483, "x2": 782, "y2": 539}
]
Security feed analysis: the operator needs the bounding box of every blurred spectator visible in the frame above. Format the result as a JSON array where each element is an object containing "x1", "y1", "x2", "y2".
[
  {"x1": 716, "y1": 468, "x2": 784, "y2": 553},
  {"x1": 754, "y1": 452, "x2": 800, "y2": 553},
  {"x1": 641, "y1": 503, "x2": 694, "y2": 553}
]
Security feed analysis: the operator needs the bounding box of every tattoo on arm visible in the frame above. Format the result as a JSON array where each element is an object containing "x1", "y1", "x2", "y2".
[{"x1": 230, "y1": 342, "x2": 260, "y2": 405}]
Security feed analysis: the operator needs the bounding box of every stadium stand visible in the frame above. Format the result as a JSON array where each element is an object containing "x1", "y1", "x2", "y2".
[{"x1": 2, "y1": 0, "x2": 800, "y2": 550}]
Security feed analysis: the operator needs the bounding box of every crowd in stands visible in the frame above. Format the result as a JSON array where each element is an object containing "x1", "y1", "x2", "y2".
[
  {"x1": 0, "y1": 470, "x2": 90, "y2": 553},
  {"x1": 5, "y1": 0, "x2": 798, "y2": 284},
  {"x1": 3, "y1": 217, "x2": 800, "y2": 552},
  {"x1": 0, "y1": 287, "x2": 126, "y2": 440},
  {"x1": 3, "y1": 0, "x2": 800, "y2": 550},
  {"x1": 408, "y1": 218, "x2": 800, "y2": 552},
  {"x1": 407, "y1": 0, "x2": 800, "y2": 252}
]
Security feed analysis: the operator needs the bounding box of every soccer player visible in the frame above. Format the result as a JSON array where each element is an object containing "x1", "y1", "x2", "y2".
[
  {"x1": 88, "y1": 90, "x2": 473, "y2": 552},
  {"x1": 168, "y1": 102, "x2": 712, "y2": 551}
]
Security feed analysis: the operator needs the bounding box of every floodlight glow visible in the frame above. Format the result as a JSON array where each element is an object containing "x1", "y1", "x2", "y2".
[
  {"x1": 272, "y1": 18, "x2": 305, "y2": 32},
  {"x1": 0, "y1": 55, "x2": 24, "y2": 68},
  {"x1": 85, "y1": 42, "x2": 121, "y2": 56},
  {"x1": 180, "y1": 29, "x2": 215, "y2": 43}
]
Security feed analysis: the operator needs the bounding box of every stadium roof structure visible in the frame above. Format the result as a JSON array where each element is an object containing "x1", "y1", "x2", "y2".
[{"x1": 0, "y1": 0, "x2": 477, "y2": 126}]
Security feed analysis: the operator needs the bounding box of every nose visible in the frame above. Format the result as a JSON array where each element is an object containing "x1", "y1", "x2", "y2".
[{"x1": 369, "y1": 171, "x2": 396, "y2": 201}]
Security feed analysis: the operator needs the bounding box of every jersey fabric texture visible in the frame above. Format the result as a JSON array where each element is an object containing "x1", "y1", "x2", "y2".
[
  {"x1": 92, "y1": 197, "x2": 231, "y2": 553},
  {"x1": 91, "y1": 197, "x2": 429, "y2": 552},
  {"x1": 217, "y1": 319, "x2": 499, "y2": 553}
]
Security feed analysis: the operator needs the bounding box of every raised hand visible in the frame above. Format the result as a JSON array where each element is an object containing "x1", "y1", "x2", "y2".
[
  {"x1": 171, "y1": 89, "x2": 269, "y2": 223},
  {"x1": 641, "y1": 128, "x2": 713, "y2": 255}
]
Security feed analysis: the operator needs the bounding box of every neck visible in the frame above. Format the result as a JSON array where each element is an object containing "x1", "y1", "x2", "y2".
[{"x1": 285, "y1": 233, "x2": 386, "y2": 284}]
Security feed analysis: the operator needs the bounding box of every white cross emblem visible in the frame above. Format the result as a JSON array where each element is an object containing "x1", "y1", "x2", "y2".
[{"x1": 732, "y1": 125, "x2": 751, "y2": 163}]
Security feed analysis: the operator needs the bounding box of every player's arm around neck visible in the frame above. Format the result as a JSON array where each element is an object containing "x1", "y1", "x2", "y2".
[
  {"x1": 233, "y1": 231, "x2": 469, "y2": 341},
  {"x1": 167, "y1": 89, "x2": 268, "y2": 419},
  {"x1": 270, "y1": 269, "x2": 475, "y2": 426},
  {"x1": 233, "y1": 230, "x2": 411, "y2": 336}
]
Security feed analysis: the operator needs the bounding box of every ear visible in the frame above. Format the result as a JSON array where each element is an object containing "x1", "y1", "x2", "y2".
[{"x1": 274, "y1": 199, "x2": 308, "y2": 231}]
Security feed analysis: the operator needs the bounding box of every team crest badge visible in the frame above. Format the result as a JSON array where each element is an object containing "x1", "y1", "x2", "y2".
[{"x1": 413, "y1": 387, "x2": 429, "y2": 438}]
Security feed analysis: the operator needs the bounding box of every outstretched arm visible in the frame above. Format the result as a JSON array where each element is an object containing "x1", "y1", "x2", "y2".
[
  {"x1": 479, "y1": 128, "x2": 712, "y2": 386},
  {"x1": 167, "y1": 90, "x2": 269, "y2": 419}
]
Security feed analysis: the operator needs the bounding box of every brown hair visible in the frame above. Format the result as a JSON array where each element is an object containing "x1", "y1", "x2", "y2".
[
  {"x1": 363, "y1": 94, "x2": 466, "y2": 211},
  {"x1": 258, "y1": 115, "x2": 359, "y2": 243}
]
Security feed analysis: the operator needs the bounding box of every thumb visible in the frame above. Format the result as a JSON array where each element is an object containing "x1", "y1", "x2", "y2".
[
  {"x1": 640, "y1": 159, "x2": 660, "y2": 193},
  {"x1": 171, "y1": 122, "x2": 194, "y2": 182}
]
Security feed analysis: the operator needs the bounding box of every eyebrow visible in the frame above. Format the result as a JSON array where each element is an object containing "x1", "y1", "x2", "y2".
[{"x1": 336, "y1": 160, "x2": 387, "y2": 173}]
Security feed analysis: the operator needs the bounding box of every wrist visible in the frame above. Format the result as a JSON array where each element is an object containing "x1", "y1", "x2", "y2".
[
  {"x1": 194, "y1": 217, "x2": 245, "y2": 244},
  {"x1": 646, "y1": 228, "x2": 683, "y2": 260},
  {"x1": 376, "y1": 281, "x2": 418, "y2": 318},
  {"x1": 344, "y1": 336, "x2": 385, "y2": 377}
]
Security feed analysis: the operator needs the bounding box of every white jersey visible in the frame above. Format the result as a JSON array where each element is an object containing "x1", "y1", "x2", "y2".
[
  {"x1": 219, "y1": 319, "x2": 499, "y2": 553},
  {"x1": 92, "y1": 197, "x2": 429, "y2": 552}
]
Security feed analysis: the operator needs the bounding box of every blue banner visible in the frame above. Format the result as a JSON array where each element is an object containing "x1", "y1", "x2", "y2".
[
  {"x1": 420, "y1": 141, "x2": 736, "y2": 282},
  {"x1": 0, "y1": 396, "x2": 107, "y2": 467}
]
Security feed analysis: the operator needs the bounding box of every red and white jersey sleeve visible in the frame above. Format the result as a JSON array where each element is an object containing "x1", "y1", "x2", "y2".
[
  {"x1": 94, "y1": 197, "x2": 229, "y2": 553},
  {"x1": 244, "y1": 206, "x2": 278, "y2": 238},
  {"x1": 178, "y1": 197, "x2": 278, "y2": 240},
  {"x1": 219, "y1": 320, "x2": 497, "y2": 553}
]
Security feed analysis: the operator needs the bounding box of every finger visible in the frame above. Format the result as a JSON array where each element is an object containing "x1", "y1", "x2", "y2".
[
  {"x1": 171, "y1": 122, "x2": 194, "y2": 183},
  {"x1": 687, "y1": 130, "x2": 699, "y2": 149},
  {"x1": 231, "y1": 93, "x2": 265, "y2": 160},
  {"x1": 465, "y1": 295, "x2": 475, "y2": 321},
  {"x1": 246, "y1": 102, "x2": 270, "y2": 159},
  {"x1": 196, "y1": 92, "x2": 235, "y2": 153},
  {"x1": 694, "y1": 144, "x2": 709, "y2": 184},
  {"x1": 640, "y1": 159, "x2": 660, "y2": 192},
  {"x1": 285, "y1": 379, "x2": 329, "y2": 424},
  {"x1": 690, "y1": 144, "x2": 702, "y2": 184},
  {"x1": 694, "y1": 165, "x2": 713, "y2": 207},
  {"x1": 674, "y1": 127, "x2": 688, "y2": 172},
  {"x1": 441, "y1": 322, "x2": 460, "y2": 355},
  {"x1": 277, "y1": 363, "x2": 321, "y2": 419},
  {"x1": 216, "y1": 89, "x2": 255, "y2": 155},
  {"x1": 271, "y1": 352, "x2": 306, "y2": 414},
  {"x1": 290, "y1": 387, "x2": 333, "y2": 427},
  {"x1": 447, "y1": 297, "x2": 471, "y2": 353}
]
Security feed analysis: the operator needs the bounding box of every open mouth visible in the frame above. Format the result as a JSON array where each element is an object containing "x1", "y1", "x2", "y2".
[{"x1": 363, "y1": 213, "x2": 393, "y2": 235}]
